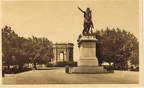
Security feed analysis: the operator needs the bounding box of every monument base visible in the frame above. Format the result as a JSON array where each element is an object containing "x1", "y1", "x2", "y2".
[
  {"x1": 78, "y1": 57, "x2": 98, "y2": 66},
  {"x1": 68, "y1": 66, "x2": 109, "y2": 74},
  {"x1": 66, "y1": 36, "x2": 114, "y2": 74},
  {"x1": 66, "y1": 66, "x2": 114, "y2": 74}
]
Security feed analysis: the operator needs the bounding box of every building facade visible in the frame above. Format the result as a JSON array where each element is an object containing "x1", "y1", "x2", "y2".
[{"x1": 52, "y1": 42, "x2": 74, "y2": 64}]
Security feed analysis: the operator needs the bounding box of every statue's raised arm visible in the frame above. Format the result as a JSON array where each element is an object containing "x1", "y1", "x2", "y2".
[{"x1": 78, "y1": 7, "x2": 85, "y2": 13}]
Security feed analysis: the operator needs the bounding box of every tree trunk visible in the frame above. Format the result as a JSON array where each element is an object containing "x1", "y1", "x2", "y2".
[
  {"x1": 7, "y1": 58, "x2": 10, "y2": 69},
  {"x1": 33, "y1": 62, "x2": 37, "y2": 69},
  {"x1": 108, "y1": 62, "x2": 111, "y2": 66},
  {"x1": 113, "y1": 62, "x2": 115, "y2": 70},
  {"x1": 28, "y1": 63, "x2": 29, "y2": 68},
  {"x1": 7, "y1": 65, "x2": 10, "y2": 69},
  {"x1": 19, "y1": 64, "x2": 21, "y2": 69},
  {"x1": 99, "y1": 63, "x2": 101, "y2": 66},
  {"x1": 121, "y1": 63, "x2": 124, "y2": 70}
]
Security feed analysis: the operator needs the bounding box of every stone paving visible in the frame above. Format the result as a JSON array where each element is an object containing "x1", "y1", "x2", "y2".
[{"x1": 2, "y1": 67, "x2": 139, "y2": 84}]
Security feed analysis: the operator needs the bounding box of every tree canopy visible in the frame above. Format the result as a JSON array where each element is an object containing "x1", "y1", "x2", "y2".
[
  {"x1": 2, "y1": 26, "x2": 53, "y2": 69},
  {"x1": 94, "y1": 27, "x2": 139, "y2": 68}
]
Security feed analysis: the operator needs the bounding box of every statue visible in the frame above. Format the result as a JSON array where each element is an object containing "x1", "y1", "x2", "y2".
[{"x1": 78, "y1": 7, "x2": 94, "y2": 36}]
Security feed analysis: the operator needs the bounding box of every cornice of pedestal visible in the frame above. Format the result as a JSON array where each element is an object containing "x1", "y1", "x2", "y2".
[{"x1": 78, "y1": 36, "x2": 97, "y2": 45}]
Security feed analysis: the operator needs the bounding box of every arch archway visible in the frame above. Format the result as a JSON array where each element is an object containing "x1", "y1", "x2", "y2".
[
  {"x1": 59, "y1": 52, "x2": 64, "y2": 61},
  {"x1": 52, "y1": 42, "x2": 74, "y2": 64}
]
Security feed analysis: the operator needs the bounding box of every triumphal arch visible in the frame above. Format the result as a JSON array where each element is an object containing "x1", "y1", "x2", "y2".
[{"x1": 52, "y1": 42, "x2": 74, "y2": 64}]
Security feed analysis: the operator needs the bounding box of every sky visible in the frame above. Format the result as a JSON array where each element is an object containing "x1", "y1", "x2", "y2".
[{"x1": 2, "y1": 0, "x2": 140, "y2": 61}]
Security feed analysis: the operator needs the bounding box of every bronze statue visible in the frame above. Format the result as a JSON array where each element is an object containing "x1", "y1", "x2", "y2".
[{"x1": 78, "y1": 7, "x2": 94, "y2": 35}]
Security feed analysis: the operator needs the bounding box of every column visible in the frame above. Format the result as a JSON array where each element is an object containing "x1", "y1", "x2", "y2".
[
  {"x1": 66, "y1": 48, "x2": 70, "y2": 61},
  {"x1": 53, "y1": 48, "x2": 56, "y2": 63},
  {"x1": 64, "y1": 49, "x2": 67, "y2": 61},
  {"x1": 70, "y1": 48, "x2": 73, "y2": 61}
]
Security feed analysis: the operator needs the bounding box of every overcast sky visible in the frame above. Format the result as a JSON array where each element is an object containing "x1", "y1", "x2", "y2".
[{"x1": 2, "y1": 0, "x2": 140, "y2": 61}]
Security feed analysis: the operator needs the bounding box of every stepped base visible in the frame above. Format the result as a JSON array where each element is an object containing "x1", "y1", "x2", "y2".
[
  {"x1": 67, "y1": 66, "x2": 113, "y2": 74},
  {"x1": 78, "y1": 57, "x2": 98, "y2": 66}
]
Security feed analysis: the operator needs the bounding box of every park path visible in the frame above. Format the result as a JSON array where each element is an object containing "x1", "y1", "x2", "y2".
[{"x1": 2, "y1": 67, "x2": 139, "y2": 84}]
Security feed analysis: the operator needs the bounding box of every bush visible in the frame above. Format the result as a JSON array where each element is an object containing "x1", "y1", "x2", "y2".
[
  {"x1": 15, "y1": 68, "x2": 32, "y2": 73},
  {"x1": 67, "y1": 61, "x2": 77, "y2": 67},
  {"x1": 12, "y1": 67, "x2": 18, "y2": 73},
  {"x1": 103, "y1": 65, "x2": 114, "y2": 70},
  {"x1": 3, "y1": 67, "x2": 32, "y2": 74},
  {"x1": 3, "y1": 67, "x2": 12, "y2": 74},
  {"x1": 45, "y1": 63, "x2": 54, "y2": 67},
  {"x1": 130, "y1": 66, "x2": 139, "y2": 71},
  {"x1": 103, "y1": 65, "x2": 114, "y2": 73},
  {"x1": 55, "y1": 61, "x2": 67, "y2": 67},
  {"x1": 55, "y1": 61, "x2": 77, "y2": 67}
]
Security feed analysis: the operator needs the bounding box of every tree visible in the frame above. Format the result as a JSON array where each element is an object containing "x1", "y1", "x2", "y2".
[
  {"x1": 2, "y1": 26, "x2": 54, "y2": 69},
  {"x1": 94, "y1": 27, "x2": 139, "y2": 69},
  {"x1": 27, "y1": 36, "x2": 53, "y2": 69},
  {"x1": 2, "y1": 26, "x2": 18, "y2": 68},
  {"x1": 14, "y1": 37, "x2": 30, "y2": 68}
]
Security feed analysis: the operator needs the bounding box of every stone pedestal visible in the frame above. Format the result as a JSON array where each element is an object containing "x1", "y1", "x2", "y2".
[
  {"x1": 78, "y1": 36, "x2": 98, "y2": 66},
  {"x1": 69, "y1": 36, "x2": 108, "y2": 74}
]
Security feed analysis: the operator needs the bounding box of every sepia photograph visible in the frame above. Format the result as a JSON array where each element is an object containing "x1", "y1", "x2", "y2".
[{"x1": 1, "y1": 0, "x2": 143, "y2": 88}]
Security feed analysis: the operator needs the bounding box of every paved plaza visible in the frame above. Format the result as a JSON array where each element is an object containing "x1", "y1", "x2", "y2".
[{"x1": 2, "y1": 67, "x2": 139, "y2": 85}]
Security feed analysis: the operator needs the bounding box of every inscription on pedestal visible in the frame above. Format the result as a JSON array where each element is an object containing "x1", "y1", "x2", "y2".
[{"x1": 82, "y1": 42, "x2": 95, "y2": 48}]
